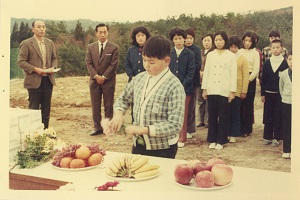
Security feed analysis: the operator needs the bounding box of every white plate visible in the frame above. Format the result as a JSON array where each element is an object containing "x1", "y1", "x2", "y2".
[
  {"x1": 105, "y1": 171, "x2": 160, "y2": 182},
  {"x1": 52, "y1": 159, "x2": 105, "y2": 171},
  {"x1": 43, "y1": 68, "x2": 61, "y2": 73},
  {"x1": 175, "y1": 178, "x2": 232, "y2": 191}
]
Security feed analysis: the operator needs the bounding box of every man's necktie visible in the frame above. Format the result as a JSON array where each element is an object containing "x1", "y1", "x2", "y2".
[{"x1": 100, "y1": 43, "x2": 104, "y2": 58}]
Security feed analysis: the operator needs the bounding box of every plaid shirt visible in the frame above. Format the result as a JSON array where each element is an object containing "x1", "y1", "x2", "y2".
[
  {"x1": 261, "y1": 46, "x2": 288, "y2": 64},
  {"x1": 114, "y1": 69, "x2": 185, "y2": 150}
]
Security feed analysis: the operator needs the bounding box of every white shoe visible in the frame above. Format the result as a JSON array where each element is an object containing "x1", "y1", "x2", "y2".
[
  {"x1": 271, "y1": 139, "x2": 280, "y2": 147},
  {"x1": 263, "y1": 139, "x2": 272, "y2": 145},
  {"x1": 282, "y1": 153, "x2": 291, "y2": 159},
  {"x1": 208, "y1": 143, "x2": 216, "y2": 149},
  {"x1": 187, "y1": 133, "x2": 193, "y2": 139},
  {"x1": 229, "y1": 137, "x2": 236, "y2": 143},
  {"x1": 178, "y1": 142, "x2": 185, "y2": 148},
  {"x1": 215, "y1": 144, "x2": 223, "y2": 150}
]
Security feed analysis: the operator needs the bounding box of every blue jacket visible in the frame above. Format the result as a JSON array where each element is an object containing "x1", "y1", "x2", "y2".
[
  {"x1": 169, "y1": 47, "x2": 195, "y2": 96},
  {"x1": 125, "y1": 45, "x2": 145, "y2": 81},
  {"x1": 186, "y1": 44, "x2": 201, "y2": 87}
]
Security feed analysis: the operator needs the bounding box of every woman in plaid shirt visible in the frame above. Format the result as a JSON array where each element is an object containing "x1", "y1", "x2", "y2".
[{"x1": 109, "y1": 35, "x2": 186, "y2": 158}]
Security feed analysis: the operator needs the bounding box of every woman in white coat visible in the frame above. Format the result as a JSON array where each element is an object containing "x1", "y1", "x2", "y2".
[{"x1": 201, "y1": 31, "x2": 237, "y2": 150}]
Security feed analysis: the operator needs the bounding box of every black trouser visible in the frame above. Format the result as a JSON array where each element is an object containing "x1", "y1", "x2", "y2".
[
  {"x1": 263, "y1": 92, "x2": 282, "y2": 140},
  {"x1": 207, "y1": 95, "x2": 230, "y2": 144},
  {"x1": 132, "y1": 142, "x2": 178, "y2": 159},
  {"x1": 281, "y1": 102, "x2": 291, "y2": 153},
  {"x1": 27, "y1": 76, "x2": 53, "y2": 129},
  {"x1": 240, "y1": 79, "x2": 256, "y2": 135},
  {"x1": 229, "y1": 97, "x2": 242, "y2": 137},
  {"x1": 187, "y1": 87, "x2": 198, "y2": 133}
]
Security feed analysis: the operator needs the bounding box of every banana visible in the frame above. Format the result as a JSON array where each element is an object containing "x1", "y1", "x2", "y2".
[
  {"x1": 133, "y1": 169, "x2": 159, "y2": 179},
  {"x1": 112, "y1": 157, "x2": 122, "y2": 170},
  {"x1": 130, "y1": 155, "x2": 142, "y2": 167},
  {"x1": 107, "y1": 162, "x2": 119, "y2": 173},
  {"x1": 124, "y1": 155, "x2": 132, "y2": 169},
  {"x1": 134, "y1": 164, "x2": 160, "y2": 174},
  {"x1": 131, "y1": 156, "x2": 150, "y2": 172},
  {"x1": 106, "y1": 154, "x2": 160, "y2": 179},
  {"x1": 105, "y1": 166, "x2": 118, "y2": 177}
]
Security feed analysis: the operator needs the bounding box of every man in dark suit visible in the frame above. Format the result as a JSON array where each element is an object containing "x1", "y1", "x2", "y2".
[
  {"x1": 17, "y1": 20, "x2": 58, "y2": 129},
  {"x1": 86, "y1": 23, "x2": 119, "y2": 136}
]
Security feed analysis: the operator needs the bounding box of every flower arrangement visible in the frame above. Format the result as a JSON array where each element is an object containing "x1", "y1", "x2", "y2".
[{"x1": 15, "y1": 127, "x2": 65, "y2": 169}]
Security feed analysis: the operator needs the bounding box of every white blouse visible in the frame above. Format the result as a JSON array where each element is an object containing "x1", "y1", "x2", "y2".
[
  {"x1": 239, "y1": 48, "x2": 260, "y2": 81},
  {"x1": 201, "y1": 49, "x2": 237, "y2": 97}
]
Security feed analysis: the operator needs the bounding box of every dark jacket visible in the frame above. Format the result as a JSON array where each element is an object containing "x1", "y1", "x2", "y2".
[
  {"x1": 186, "y1": 44, "x2": 201, "y2": 87},
  {"x1": 125, "y1": 45, "x2": 145, "y2": 81},
  {"x1": 169, "y1": 47, "x2": 195, "y2": 96},
  {"x1": 261, "y1": 59, "x2": 288, "y2": 96}
]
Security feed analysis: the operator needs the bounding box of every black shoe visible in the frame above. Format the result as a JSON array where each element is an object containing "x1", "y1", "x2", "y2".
[
  {"x1": 90, "y1": 130, "x2": 103, "y2": 136},
  {"x1": 197, "y1": 122, "x2": 205, "y2": 127}
]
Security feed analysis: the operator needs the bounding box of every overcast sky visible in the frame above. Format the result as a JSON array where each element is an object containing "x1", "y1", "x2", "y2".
[{"x1": 2, "y1": 0, "x2": 294, "y2": 22}]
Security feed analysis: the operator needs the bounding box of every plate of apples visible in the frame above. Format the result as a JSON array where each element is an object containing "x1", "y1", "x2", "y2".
[{"x1": 174, "y1": 158, "x2": 233, "y2": 190}]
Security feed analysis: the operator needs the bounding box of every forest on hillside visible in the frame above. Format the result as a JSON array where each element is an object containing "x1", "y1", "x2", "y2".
[{"x1": 10, "y1": 7, "x2": 293, "y2": 79}]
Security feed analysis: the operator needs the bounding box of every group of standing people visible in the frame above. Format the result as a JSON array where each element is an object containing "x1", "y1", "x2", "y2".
[{"x1": 17, "y1": 20, "x2": 292, "y2": 159}]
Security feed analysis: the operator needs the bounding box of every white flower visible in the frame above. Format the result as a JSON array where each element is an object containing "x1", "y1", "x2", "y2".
[{"x1": 45, "y1": 127, "x2": 57, "y2": 138}]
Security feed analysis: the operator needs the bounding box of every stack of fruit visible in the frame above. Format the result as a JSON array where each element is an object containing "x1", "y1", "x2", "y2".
[
  {"x1": 105, "y1": 154, "x2": 160, "y2": 179},
  {"x1": 174, "y1": 158, "x2": 233, "y2": 188},
  {"x1": 52, "y1": 144, "x2": 106, "y2": 169}
]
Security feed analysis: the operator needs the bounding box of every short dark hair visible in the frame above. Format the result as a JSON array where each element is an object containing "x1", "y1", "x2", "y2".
[
  {"x1": 269, "y1": 30, "x2": 280, "y2": 38},
  {"x1": 168, "y1": 27, "x2": 187, "y2": 40},
  {"x1": 143, "y1": 35, "x2": 171, "y2": 59},
  {"x1": 32, "y1": 20, "x2": 44, "y2": 27},
  {"x1": 95, "y1": 23, "x2": 109, "y2": 32},
  {"x1": 201, "y1": 33, "x2": 213, "y2": 41},
  {"x1": 270, "y1": 39, "x2": 283, "y2": 47},
  {"x1": 131, "y1": 26, "x2": 151, "y2": 46},
  {"x1": 185, "y1": 28, "x2": 195, "y2": 39},
  {"x1": 229, "y1": 36, "x2": 241, "y2": 49},
  {"x1": 214, "y1": 31, "x2": 229, "y2": 49},
  {"x1": 242, "y1": 31, "x2": 257, "y2": 49}
]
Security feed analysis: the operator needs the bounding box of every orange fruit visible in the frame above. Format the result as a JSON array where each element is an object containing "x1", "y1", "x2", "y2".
[
  {"x1": 75, "y1": 146, "x2": 91, "y2": 159},
  {"x1": 59, "y1": 157, "x2": 73, "y2": 168},
  {"x1": 70, "y1": 159, "x2": 86, "y2": 168},
  {"x1": 87, "y1": 153, "x2": 103, "y2": 166}
]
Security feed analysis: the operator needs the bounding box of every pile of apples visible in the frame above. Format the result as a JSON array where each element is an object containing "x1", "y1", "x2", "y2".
[{"x1": 174, "y1": 158, "x2": 233, "y2": 188}]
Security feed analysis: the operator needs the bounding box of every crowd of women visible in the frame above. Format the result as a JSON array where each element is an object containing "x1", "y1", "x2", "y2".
[{"x1": 124, "y1": 26, "x2": 292, "y2": 158}]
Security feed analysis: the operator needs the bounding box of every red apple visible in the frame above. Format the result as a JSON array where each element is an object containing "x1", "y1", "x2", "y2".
[
  {"x1": 193, "y1": 161, "x2": 212, "y2": 175},
  {"x1": 211, "y1": 164, "x2": 233, "y2": 186},
  {"x1": 207, "y1": 158, "x2": 225, "y2": 168},
  {"x1": 195, "y1": 170, "x2": 215, "y2": 188},
  {"x1": 174, "y1": 164, "x2": 194, "y2": 185},
  {"x1": 187, "y1": 159, "x2": 200, "y2": 168}
]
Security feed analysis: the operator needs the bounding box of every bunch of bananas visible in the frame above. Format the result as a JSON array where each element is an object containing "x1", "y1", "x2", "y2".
[{"x1": 105, "y1": 154, "x2": 160, "y2": 179}]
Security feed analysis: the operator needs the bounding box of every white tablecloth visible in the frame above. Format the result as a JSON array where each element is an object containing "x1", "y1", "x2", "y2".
[{"x1": 9, "y1": 151, "x2": 296, "y2": 199}]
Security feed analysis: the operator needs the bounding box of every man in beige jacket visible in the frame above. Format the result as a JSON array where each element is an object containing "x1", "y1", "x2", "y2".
[{"x1": 17, "y1": 20, "x2": 58, "y2": 129}]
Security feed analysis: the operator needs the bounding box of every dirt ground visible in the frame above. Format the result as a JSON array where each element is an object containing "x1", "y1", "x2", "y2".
[{"x1": 9, "y1": 73, "x2": 291, "y2": 172}]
